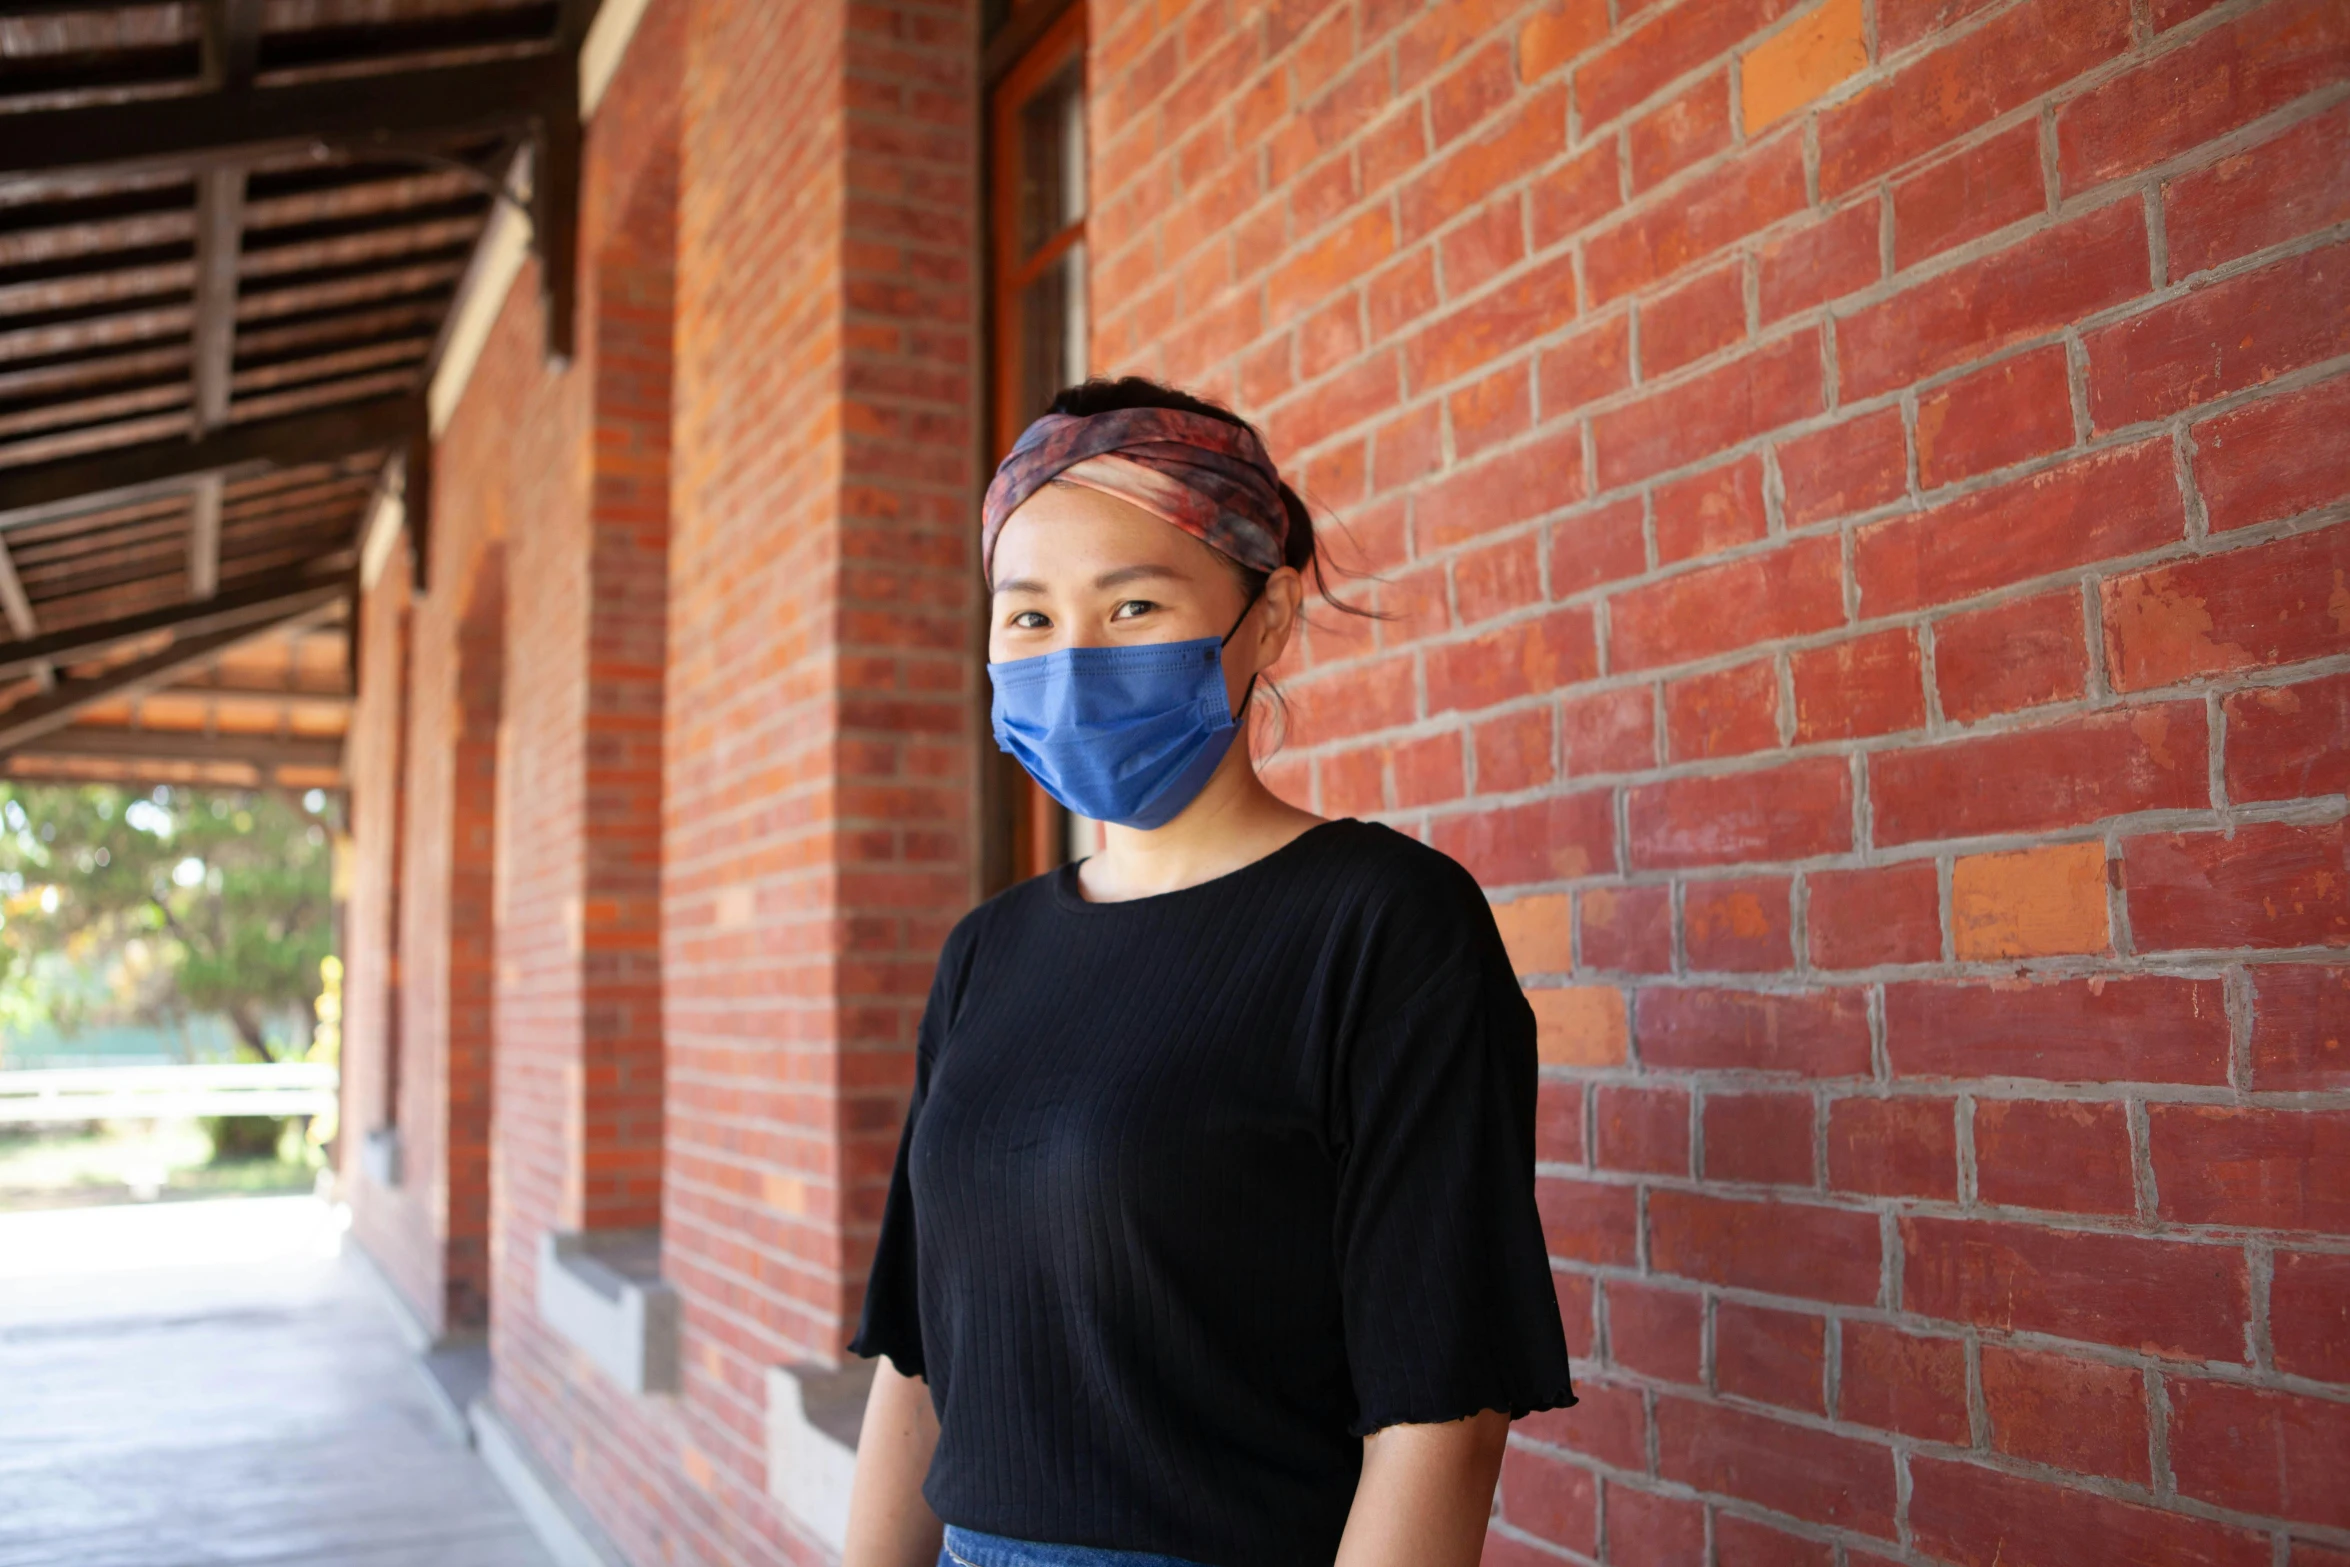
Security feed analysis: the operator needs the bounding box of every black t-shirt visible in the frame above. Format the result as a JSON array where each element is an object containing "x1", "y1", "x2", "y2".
[{"x1": 846, "y1": 818, "x2": 1575, "y2": 1567}]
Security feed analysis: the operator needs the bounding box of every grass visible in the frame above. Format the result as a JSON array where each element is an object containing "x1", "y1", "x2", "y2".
[{"x1": 0, "y1": 1118, "x2": 321, "y2": 1211}]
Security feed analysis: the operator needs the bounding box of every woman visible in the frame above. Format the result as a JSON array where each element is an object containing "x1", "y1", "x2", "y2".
[{"x1": 843, "y1": 377, "x2": 1574, "y2": 1567}]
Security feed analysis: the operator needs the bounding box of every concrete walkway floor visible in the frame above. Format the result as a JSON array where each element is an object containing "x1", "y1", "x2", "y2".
[{"x1": 0, "y1": 1195, "x2": 553, "y2": 1567}]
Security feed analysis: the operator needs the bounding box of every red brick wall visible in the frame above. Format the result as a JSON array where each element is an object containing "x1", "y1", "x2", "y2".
[{"x1": 1087, "y1": 0, "x2": 2350, "y2": 1558}]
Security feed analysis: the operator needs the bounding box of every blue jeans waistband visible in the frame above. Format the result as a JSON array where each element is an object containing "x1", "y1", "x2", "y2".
[{"x1": 939, "y1": 1524, "x2": 1218, "y2": 1567}]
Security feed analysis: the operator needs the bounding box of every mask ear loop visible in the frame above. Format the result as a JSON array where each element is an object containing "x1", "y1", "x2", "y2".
[{"x1": 1219, "y1": 587, "x2": 1267, "y2": 723}]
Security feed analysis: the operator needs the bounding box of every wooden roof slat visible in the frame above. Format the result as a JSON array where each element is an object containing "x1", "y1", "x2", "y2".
[
  {"x1": 228, "y1": 365, "x2": 417, "y2": 422},
  {"x1": 0, "y1": 558, "x2": 349, "y2": 683},
  {"x1": 0, "y1": 339, "x2": 189, "y2": 400},
  {"x1": 231, "y1": 256, "x2": 463, "y2": 320},
  {"x1": 0, "y1": 407, "x2": 189, "y2": 470},
  {"x1": 0, "y1": 297, "x2": 191, "y2": 364},
  {"x1": 238, "y1": 215, "x2": 482, "y2": 281},
  {"x1": 0, "y1": 377, "x2": 189, "y2": 442}
]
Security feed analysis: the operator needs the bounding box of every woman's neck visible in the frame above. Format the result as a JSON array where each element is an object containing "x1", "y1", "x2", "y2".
[{"x1": 1073, "y1": 744, "x2": 1325, "y2": 903}]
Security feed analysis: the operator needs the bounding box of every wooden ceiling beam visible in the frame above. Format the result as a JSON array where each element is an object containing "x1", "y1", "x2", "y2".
[
  {"x1": 0, "y1": 564, "x2": 346, "y2": 684},
  {"x1": 0, "y1": 393, "x2": 418, "y2": 530},
  {"x1": 3, "y1": 728, "x2": 345, "y2": 775}
]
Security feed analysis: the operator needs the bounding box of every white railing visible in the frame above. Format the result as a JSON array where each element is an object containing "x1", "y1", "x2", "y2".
[{"x1": 0, "y1": 1063, "x2": 338, "y2": 1123}]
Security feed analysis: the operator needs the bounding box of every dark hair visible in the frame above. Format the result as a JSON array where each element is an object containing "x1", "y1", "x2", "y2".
[{"x1": 1042, "y1": 376, "x2": 1372, "y2": 619}]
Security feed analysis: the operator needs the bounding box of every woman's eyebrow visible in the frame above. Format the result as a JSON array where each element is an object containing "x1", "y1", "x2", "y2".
[
  {"x1": 991, "y1": 576, "x2": 1048, "y2": 595},
  {"x1": 1093, "y1": 563, "x2": 1190, "y2": 589}
]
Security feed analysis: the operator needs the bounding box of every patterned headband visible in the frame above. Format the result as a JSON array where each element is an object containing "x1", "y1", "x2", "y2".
[{"x1": 981, "y1": 407, "x2": 1291, "y2": 579}]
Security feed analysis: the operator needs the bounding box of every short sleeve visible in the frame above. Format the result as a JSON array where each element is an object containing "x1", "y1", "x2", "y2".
[
  {"x1": 846, "y1": 914, "x2": 979, "y2": 1376},
  {"x1": 1329, "y1": 924, "x2": 1576, "y2": 1435}
]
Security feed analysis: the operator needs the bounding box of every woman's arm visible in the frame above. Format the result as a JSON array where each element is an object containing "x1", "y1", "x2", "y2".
[
  {"x1": 1332, "y1": 1409, "x2": 1513, "y2": 1567},
  {"x1": 842, "y1": 1356, "x2": 945, "y2": 1567}
]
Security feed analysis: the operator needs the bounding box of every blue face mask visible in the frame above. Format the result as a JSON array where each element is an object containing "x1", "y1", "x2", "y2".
[{"x1": 988, "y1": 604, "x2": 1257, "y2": 832}]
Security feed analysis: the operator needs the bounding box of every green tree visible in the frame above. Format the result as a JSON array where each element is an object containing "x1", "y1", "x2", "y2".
[{"x1": 0, "y1": 784, "x2": 336, "y2": 1064}]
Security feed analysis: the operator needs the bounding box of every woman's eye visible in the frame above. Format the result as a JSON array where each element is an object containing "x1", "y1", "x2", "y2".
[
  {"x1": 1111, "y1": 600, "x2": 1157, "y2": 620},
  {"x1": 1010, "y1": 610, "x2": 1050, "y2": 630}
]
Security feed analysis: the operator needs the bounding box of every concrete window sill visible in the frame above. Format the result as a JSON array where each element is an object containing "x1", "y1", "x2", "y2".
[
  {"x1": 536, "y1": 1227, "x2": 678, "y2": 1396},
  {"x1": 361, "y1": 1127, "x2": 402, "y2": 1188},
  {"x1": 766, "y1": 1359, "x2": 872, "y2": 1553}
]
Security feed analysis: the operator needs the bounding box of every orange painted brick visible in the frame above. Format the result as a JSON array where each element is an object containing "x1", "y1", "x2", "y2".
[
  {"x1": 1891, "y1": 120, "x2": 2046, "y2": 269},
  {"x1": 1579, "y1": 883, "x2": 1674, "y2": 972},
  {"x1": 1975, "y1": 1097, "x2": 2137, "y2": 1215},
  {"x1": 1666, "y1": 657, "x2": 1780, "y2": 760},
  {"x1": 1494, "y1": 892, "x2": 1575, "y2": 974},
  {"x1": 1776, "y1": 406, "x2": 1907, "y2": 525},
  {"x1": 1950, "y1": 841, "x2": 2111, "y2": 960},
  {"x1": 1653, "y1": 454, "x2": 1767, "y2": 565},
  {"x1": 1530, "y1": 985, "x2": 1632, "y2": 1065},
  {"x1": 1807, "y1": 862, "x2": 1942, "y2": 969},
  {"x1": 1740, "y1": 0, "x2": 1868, "y2": 134},
  {"x1": 1790, "y1": 628, "x2": 1925, "y2": 742},
  {"x1": 1685, "y1": 874, "x2": 1794, "y2": 970},
  {"x1": 1640, "y1": 263, "x2": 1748, "y2": 381},
  {"x1": 2101, "y1": 523, "x2": 2350, "y2": 692},
  {"x1": 1932, "y1": 589, "x2": 2089, "y2": 724}
]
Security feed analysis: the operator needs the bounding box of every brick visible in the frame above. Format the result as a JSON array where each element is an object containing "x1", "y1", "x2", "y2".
[
  {"x1": 2253, "y1": 964, "x2": 2350, "y2": 1090},
  {"x1": 1713, "y1": 1513, "x2": 1834, "y2": 1567},
  {"x1": 1974, "y1": 1098, "x2": 2137, "y2": 1215},
  {"x1": 1915, "y1": 346, "x2": 2076, "y2": 490},
  {"x1": 1654, "y1": 1396, "x2": 1897, "y2": 1533},
  {"x1": 1650, "y1": 1189, "x2": 1881, "y2": 1301},
  {"x1": 2170, "y1": 1380, "x2": 2350, "y2": 1529},
  {"x1": 1819, "y1": 0, "x2": 2131, "y2": 194},
  {"x1": 1393, "y1": 731, "x2": 1466, "y2": 805},
  {"x1": 1856, "y1": 439, "x2": 2182, "y2": 617},
  {"x1": 1631, "y1": 74, "x2": 1734, "y2": 191},
  {"x1": 1536, "y1": 314, "x2": 1633, "y2": 415},
  {"x1": 1576, "y1": 0, "x2": 1808, "y2": 128},
  {"x1": 1322, "y1": 744, "x2": 1387, "y2": 815},
  {"x1": 1838, "y1": 200, "x2": 2148, "y2": 400},
  {"x1": 1666, "y1": 659, "x2": 1781, "y2": 760},
  {"x1": 1414, "y1": 427, "x2": 1586, "y2": 549},
  {"x1": 1532, "y1": 985, "x2": 1633, "y2": 1065},
  {"x1": 1584, "y1": 139, "x2": 1811, "y2": 303},
  {"x1": 2297, "y1": 1547, "x2": 2350, "y2": 1567},
  {"x1": 1932, "y1": 589, "x2": 2089, "y2": 724},
  {"x1": 1684, "y1": 876, "x2": 1793, "y2": 970},
  {"x1": 2057, "y1": 0, "x2": 2350, "y2": 189},
  {"x1": 1400, "y1": 85, "x2": 1570, "y2": 242},
  {"x1": 1884, "y1": 974, "x2": 2233, "y2": 1084},
  {"x1": 1517, "y1": 0, "x2": 1610, "y2": 82},
  {"x1": 1838, "y1": 1322, "x2": 1969, "y2": 1442},
  {"x1": 1714, "y1": 1301, "x2": 1827, "y2": 1412},
  {"x1": 2104, "y1": 524, "x2": 2350, "y2": 693},
  {"x1": 2195, "y1": 374, "x2": 2350, "y2": 532},
  {"x1": 2124, "y1": 821, "x2": 2350, "y2": 952},
  {"x1": 1892, "y1": 120, "x2": 2047, "y2": 269},
  {"x1": 1579, "y1": 883, "x2": 1673, "y2": 972},
  {"x1": 1776, "y1": 407, "x2": 1907, "y2": 525},
  {"x1": 2150, "y1": 1104, "x2": 2350, "y2": 1234},
  {"x1": 1291, "y1": 654, "x2": 1419, "y2": 746},
  {"x1": 1950, "y1": 841, "x2": 2110, "y2": 960},
  {"x1": 1900, "y1": 1216, "x2": 2248, "y2": 1359},
  {"x1": 1497, "y1": 1442, "x2": 1596, "y2": 1553},
  {"x1": 1827, "y1": 1096, "x2": 1958, "y2": 1198},
  {"x1": 1640, "y1": 264, "x2": 1747, "y2": 381},
  {"x1": 1604, "y1": 1483, "x2": 1707, "y2": 1567},
  {"x1": 1270, "y1": 208, "x2": 1396, "y2": 327},
  {"x1": 1519, "y1": 1374, "x2": 1645, "y2": 1468},
  {"x1": 1702, "y1": 1090, "x2": 1814, "y2": 1184},
  {"x1": 1550, "y1": 497, "x2": 1649, "y2": 597},
  {"x1": 1807, "y1": 862, "x2": 1942, "y2": 968},
  {"x1": 1432, "y1": 788, "x2": 1618, "y2": 884},
  {"x1": 1908, "y1": 1456, "x2": 2269, "y2": 1567},
  {"x1": 1758, "y1": 197, "x2": 1882, "y2": 322},
  {"x1": 1448, "y1": 364, "x2": 1533, "y2": 460},
  {"x1": 1606, "y1": 1279, "x2": 1704, "y2": 1382},
  {"x1": 1868, "y1": 702, "x2": 2208, "y2": 846},
  {"x1": 2086, "y1": 241, "x2": 2350, "y2": 429},
  {"x1": 1475, "y1": 706, "x2": 1555, "y2": 793},
  {"x1": 1494, "y1": 892, "x2": 1574, "y2": 974},
  {"x1": 1552, "y1": 1269, "x2": 1596, "y2": 1356},
  {"x1": 1536, "y1": 1080, "x2": 1586, "y2": 1164},
  {"x1": 1596, "y1": 1083, "x2": 1691, "y2": 1175},
  {"x1": 1593, "y1": 330, "x2": 1823, "y2": 486},
  {"x1": 1654, "y1": 455, "x2": 1767, "y2": 566},
  {"x1": 1790, "y1": 629, "x2": 1925, "y2": 742},
  {"x1": 1980, "y1": 1344, "x2": 2150, "y2": 1482},
  {"x1": 1529, "y1": 142, "x2": 1624, "y2": 249},
  {"x1": 1426, "y1": 607, "x2": 1600, "y2": 712},
  {"x1": 1558, "y1": 683, "x2": 1655, "y2": 773},
  {"x1": 2271, "y1": 1248, "x2": 2350, "y2": 1382},
  {"x1": 1454, "y1": 532, "x2": 1542, "y2": 624},
  {"x1": 1630, "y1": 755, "x2": 1855, "y2": 869},
  {"x1": 2168, "y1": 103, "x2": 2350, "y2": 277},
  {"x1": 1640, "y1": 986, "x2": 1874, "y2": 1076},
  {"x1": 1537, "y1": 1174, "x2": 1641, "y2": 1265},
  {"x1": 1610, "y1": 534, "x2": 1845, "y2": 672},
  {"x1": 1741, "y1": 0, "x2": 1867, "y2": 133}
]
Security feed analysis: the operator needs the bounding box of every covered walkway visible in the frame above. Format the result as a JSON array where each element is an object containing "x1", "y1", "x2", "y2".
[{"x1": 0, "y1": 1198, "x2": 551, "y2": 1567}]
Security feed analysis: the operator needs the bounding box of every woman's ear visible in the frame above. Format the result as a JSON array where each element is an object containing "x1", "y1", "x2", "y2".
[{"x1": 1249, "y1": 566, "x2": 1307, "y2": 671}]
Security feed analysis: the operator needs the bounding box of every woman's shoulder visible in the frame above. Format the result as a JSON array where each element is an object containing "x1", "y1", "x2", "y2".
[{"x1": 1307, "y1": 818, "x2": 1499, "y2": 929}]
